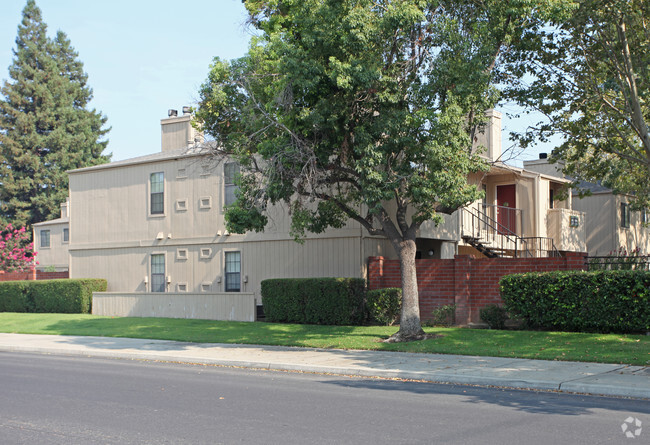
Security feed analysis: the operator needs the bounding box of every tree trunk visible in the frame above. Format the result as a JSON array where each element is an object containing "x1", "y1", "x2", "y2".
[{"x1": 387, "y1": 237, "x2": 426, "y2": 342}]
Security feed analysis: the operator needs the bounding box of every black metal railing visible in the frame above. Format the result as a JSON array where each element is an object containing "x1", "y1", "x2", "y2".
[
  {"x1": 586, "y1": 255, "x2": 650, "y2": 271},
  {"x1": 461, "y1": 205, "x2": 531, "y2": 257},
  {"x1": 520, "y1": 237, "x2": 562, "y2": 258}
]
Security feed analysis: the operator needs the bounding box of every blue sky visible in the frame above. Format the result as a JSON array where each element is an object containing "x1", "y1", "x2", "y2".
[{"x1": 0, "y1": 0, "x2": 549, "y2": 164}]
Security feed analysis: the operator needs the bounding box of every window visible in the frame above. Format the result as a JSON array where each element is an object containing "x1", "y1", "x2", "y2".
[
  {"x1": 549, "y1": 189, "x2": 554, "y2": 209},
  {"x1": 224, "y1": 162, "x2": 239, "y2": 207},
  {"x1": 201, "y1": 282, "x2": 212, "y2": 292},
  {"x1": 63, "y1": 228, "x2": 69, "y2": 243},
  {"x1": 151, "y1": 254, "x2": 165, "y2": 292},
  {"x1": 177, "y1": 283, "x2": 188, "y2": 292},
  {"x1": 569, "y1": 215, "x2": 579, "y2": 227},
  {"x1": 642, "y1": 208, "x2": 648, "y2": 224},
  {"x1": 40, "y1": 230, "x2": 50, "y2": 248},
  {"x1": 621, "y1": 203, "x2": 631, "y2": 228},
  {"x1": 176, "y1": 248, "x2": 188, "y2": 261},
  {"x1": 150, "y1": 172, "x2": 164, "y2": 215},
  {"x1": 225, "y1": 251, "x2": 241, "y2": 292}
]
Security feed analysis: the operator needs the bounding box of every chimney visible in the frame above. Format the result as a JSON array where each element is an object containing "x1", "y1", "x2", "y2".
[
  {"x1": 60, "y1": 198, "x2": 70, "y2": 219},
  {"x1": 160, "y1": 106, "x2": 204, "y2": 152}
]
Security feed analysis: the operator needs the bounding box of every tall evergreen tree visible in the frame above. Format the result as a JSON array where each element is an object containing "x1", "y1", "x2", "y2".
[{"x1": 0, "y1": 0, "x2": 110, "y2": 228}]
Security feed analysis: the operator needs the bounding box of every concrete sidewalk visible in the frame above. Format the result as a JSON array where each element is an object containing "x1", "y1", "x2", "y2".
[{"x1": 0, "y1": 333, "x2": 648, "y2": 399}]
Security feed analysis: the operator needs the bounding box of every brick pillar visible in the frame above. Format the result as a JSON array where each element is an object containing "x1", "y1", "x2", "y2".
[
  {"x1": 453, "y1": 255, "x2": 472, "y2": 325},
  {"x1": 31, "y1": 267, "x2": 36, "y2": 280},
  {"x1": 564, "y1": 252, "x2": 587, "y2": 271},
  {"x1": 367, "y1": 256, "x2": 385, "y2": 290}
]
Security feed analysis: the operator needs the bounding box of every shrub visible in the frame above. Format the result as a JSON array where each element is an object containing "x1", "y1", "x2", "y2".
[
  {"x1": 261, "y1": 278, "x2": 366, "y2": 325},
  {"x1": 500, "y1": 270, "x2": 650, "y2": 333},
  {"x1": 427, "y1": 304, "x2": 456, "y2": 327},
  {"x1": 0, "y1": 279, "x2": 107, "y2": 314},
  {"x1": 0, "y1": 281, "x2": 32, "y2": 312},
  {"x1": 479, "y1": 304, "x2": 508, "y2": 329},
  {"x1": 366, "y1": 288, "x2": 401, "y2": 325}
]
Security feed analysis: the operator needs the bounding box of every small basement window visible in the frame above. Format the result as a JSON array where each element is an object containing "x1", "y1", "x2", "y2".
[{"x1": 177, "y1": 283, "x2": 188, "y2": 292}]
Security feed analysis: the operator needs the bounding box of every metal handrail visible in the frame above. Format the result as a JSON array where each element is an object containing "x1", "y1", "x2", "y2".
[
  {"x1": 519, "y1": 237, "x2": 561, "y2": 258},
  {"x1": 461, "y1": 205, "x2": 532, "y2": 257}
]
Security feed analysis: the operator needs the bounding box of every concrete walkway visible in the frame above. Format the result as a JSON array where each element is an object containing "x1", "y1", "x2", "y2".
[{"x1": 0, "y1": 333, "x2": 648, "y2": 399}]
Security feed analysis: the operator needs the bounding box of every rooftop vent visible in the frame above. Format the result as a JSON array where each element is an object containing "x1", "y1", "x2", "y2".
[
  {"x1": 168, "y1": 109, "x2": 178, "y2": 117},
  {"x1": 182, "y1": 106, "x2": 191, "y2": 115},
  {"x1": 539, "y1": 152, "x2": 548, "y2": 159}
]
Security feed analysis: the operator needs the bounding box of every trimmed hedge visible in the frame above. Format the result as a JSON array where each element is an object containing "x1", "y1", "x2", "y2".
[
  {"x1": 0, "y1": 279, "x2": 107, "y2": 314},
  {"x1": 500, "y1": 270, "x2": 650, "y2": 333},
  {"x1": 261, "y1": 278, "x2": 366, "y2": 325},
  {"x1": 366, "y1": 288, "x2": 401, "y2": 326}
]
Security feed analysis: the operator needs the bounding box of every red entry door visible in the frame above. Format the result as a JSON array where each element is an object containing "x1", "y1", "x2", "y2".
[{"x1": 496, "y1": 184, "x2": 516, "y2": 234}]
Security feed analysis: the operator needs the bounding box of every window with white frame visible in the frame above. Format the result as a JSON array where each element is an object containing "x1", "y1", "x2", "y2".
[
  {"x1": 151, "y1": 254, "x2": 165, "y2": 292},
  {"x1": 40, "y1": 230, "x2": 50, "y2": 248},
  {"x1": 224, "y1": 162, "x2": 239, "y2": 207},
  {"x1": 225, "y1": 251, "x2": 241, "y2": 292},
  {"x1": 621, "y1": 203, "x2": 631, "y2": 228},
  {"x1": 63, "y1": 228, "x2": 69, "y2": 243},
  {"x1": 150, "y1": 172, "x2": 164, "y2": 215}
]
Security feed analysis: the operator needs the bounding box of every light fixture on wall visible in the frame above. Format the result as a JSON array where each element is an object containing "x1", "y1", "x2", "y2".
[
  {"x1": 427, "y1": 250, "x2": 434, "y2": 257},
  {"x1": 156, "y1": 232, "x2": 164, "y2": 240}
]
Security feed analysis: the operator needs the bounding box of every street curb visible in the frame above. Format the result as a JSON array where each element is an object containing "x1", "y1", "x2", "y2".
[{"x1": 2, "y1": 342, "x2": 648, "y2": 399}]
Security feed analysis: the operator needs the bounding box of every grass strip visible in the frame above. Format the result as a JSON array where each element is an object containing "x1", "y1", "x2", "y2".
[{"x1": 0, "y1": 313, "x2": 648, "y2": 366}]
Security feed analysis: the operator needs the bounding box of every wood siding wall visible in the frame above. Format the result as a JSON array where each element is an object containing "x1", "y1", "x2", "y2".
[{"x1": 69, "y1": 155, "x2": 383, "y2": 296}]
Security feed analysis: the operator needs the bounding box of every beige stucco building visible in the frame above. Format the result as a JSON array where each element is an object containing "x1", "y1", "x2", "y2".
[
  {"x1": 524, "y1": 156, "x2": 650, "y2": 256},
  {"x1": 32, "y1": 200, "x2": 70, "y2": 272},
  {"x1": 33, "y1": 109, "x2": 590, "y2": 320}
]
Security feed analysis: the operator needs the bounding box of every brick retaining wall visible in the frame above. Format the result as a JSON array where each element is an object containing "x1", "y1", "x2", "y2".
[
  {"x1": 368, "y1": 253, "x2": 586, "y2": 325},
  {"x1": 0, "y1": 270, "x2": 69, "y2": 281}
]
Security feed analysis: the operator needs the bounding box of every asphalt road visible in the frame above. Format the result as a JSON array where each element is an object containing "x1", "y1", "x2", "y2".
[{"x1": 0, "y1": 352, "x2": 648, "y2": 444}]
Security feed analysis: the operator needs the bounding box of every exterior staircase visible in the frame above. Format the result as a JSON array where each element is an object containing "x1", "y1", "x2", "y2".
[{"x1": 461, "y1": 205, "x2": 560, "y2": 258}]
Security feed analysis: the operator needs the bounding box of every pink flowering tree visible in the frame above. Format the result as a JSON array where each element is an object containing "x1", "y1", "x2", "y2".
[{"x1": 0, "y1": 224, "x2": 37, "y2": 272}]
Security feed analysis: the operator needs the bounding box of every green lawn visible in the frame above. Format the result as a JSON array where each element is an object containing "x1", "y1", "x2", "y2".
[{"x1": 0, "y1": 313, "x2": 648, "y2": 365}]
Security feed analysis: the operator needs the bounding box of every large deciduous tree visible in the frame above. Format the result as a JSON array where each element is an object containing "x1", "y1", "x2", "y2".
[
  {"x1": 505, "y1": 0, "x2": 650, "y2": 208},
  {"x1": 197, "y1": 0, "x2": 569, "y2": 340},
  {"x1": 0, "y1": 0, "x2": 110, "y2": 228}
]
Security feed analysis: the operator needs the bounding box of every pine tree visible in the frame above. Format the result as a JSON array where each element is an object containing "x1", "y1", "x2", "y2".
[{"x1": 0, "y1": 0, "x2": 110, "y2": 228}]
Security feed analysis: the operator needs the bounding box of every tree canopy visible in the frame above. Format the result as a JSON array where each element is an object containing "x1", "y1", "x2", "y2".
[
  {"x1": 505, "y1": 0, "x2": 650, "y2": 208},
  {"x1": 197, "y1": 0, "x2": 572, "y2": 340},
  {"x1": 0, "y1": 0, "x2": 110, "y2": 228}
]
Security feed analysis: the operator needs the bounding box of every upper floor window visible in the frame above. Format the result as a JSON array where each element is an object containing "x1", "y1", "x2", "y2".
[
  {"x1": 549, "y1": 189, "x2": 554, "y2": 209},
  {"x1": 150, "y1": 172, "x2": 164, "y2": 215},
  {"x1": 224, "y1": 162, "x2": 239, "y2": 207},
  {"x1": 621, "y1": 203, "x2": 631, "y2": 228},
  {"x1": 40, "y1": 230, "x2": 50, "y2": 248},
  {"x1": 642, "y1": 208, "x2": 648, "y2": 225},
  {"x1": 63, "y1": 228, "x2": 69, "y2": 243}
]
